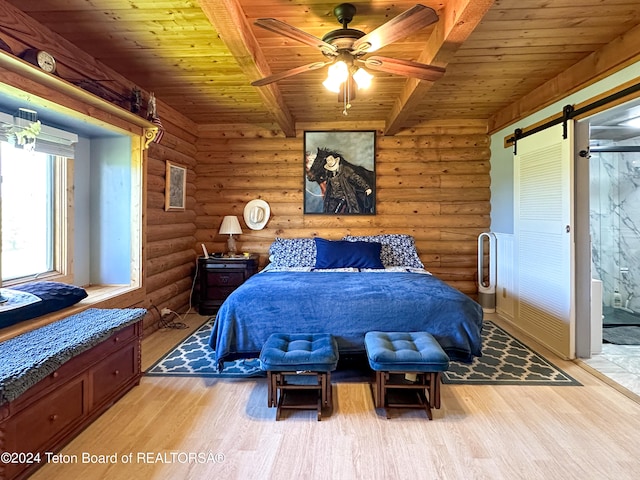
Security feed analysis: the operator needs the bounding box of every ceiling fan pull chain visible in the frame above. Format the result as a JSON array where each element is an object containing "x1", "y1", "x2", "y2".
[
  {"x1": 342, "y1": 80, "x2": 348, "y2": 115},
  {"x1": 343, "y1": 77, "x2": 352, "y2": 116}
]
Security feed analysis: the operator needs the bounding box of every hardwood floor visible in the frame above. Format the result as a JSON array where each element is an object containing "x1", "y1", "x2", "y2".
[{"x1": 29, "y1": 313, "x2": 640, "y2": 480}]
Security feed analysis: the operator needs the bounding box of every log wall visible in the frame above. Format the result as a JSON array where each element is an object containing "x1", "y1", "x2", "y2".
[
  {"x1": 143, "y1": 119, "x2": 199, "y2": 330},
  {"x1": 195, "y1": 120, "x2": 491, "y2": 296}
]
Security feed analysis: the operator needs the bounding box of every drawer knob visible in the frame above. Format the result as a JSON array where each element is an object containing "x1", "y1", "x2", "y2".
[
  {"x1": 52, "y1": 371, "x2": 59, "y2": 378},
  {"x1": 114, "y1": 370, "x2": 120, "y2": 376},
  {"x1": 114, "y1": 336, "x2": 120, "y2": 342},
  {"x1": 50, "y1": 414, "x2": 58, "y2": 422}
]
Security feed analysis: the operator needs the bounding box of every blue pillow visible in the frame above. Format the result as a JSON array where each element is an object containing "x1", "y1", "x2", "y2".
[
  {"x1": 0, "y1": 281, "x2": 88, "y2": 329},
  {"x1": 342, "y1": 234, "x2": 424, "y2": 269},
  {"x1": 314, "y1": 238, "x2": 384, "y2": 269}
]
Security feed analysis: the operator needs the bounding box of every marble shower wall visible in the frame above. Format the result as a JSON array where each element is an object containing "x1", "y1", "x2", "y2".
[{"x1": 590, "y1": 136, "x2": 640, "y2": 313}]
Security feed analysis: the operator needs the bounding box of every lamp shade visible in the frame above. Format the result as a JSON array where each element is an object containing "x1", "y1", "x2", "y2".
[{"x1": 219, "y1": 215, "x2": 242, "y2": 235}]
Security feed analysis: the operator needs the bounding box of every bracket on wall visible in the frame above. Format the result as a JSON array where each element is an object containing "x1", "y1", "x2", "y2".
[{"x1": 143, "y1": 126, "x2": 159, "y2": 149}]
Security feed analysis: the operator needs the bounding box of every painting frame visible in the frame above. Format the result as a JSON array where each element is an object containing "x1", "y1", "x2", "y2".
[
  {"x1": 304, "y1": 130, "x2": 376, "y2": 215},
  {"x1": 165, "y1": 161, "x2": 186, "y2": 211}
]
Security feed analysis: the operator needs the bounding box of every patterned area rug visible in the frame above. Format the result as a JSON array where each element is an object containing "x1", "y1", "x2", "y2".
[
  {"x1": 443, "y1": 322, "x2": 580, "y2": 385},
  {"x1": 146, "y1": 318, "x2": 264, "y2": 378},
  {"x1": 146, "y1": 319, "x2": 580, "y2": 386}
]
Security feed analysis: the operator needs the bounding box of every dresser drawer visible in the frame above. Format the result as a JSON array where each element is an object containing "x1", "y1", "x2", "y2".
[
  {"x1": 91, "y1": 343, "x2": 138, "y2": 407},
  {"x1": 10, "y1": 357, "x2": 87, "y2": 410},
  {"x1": 68, "y1": 323, "x2": 138, "y2": 370},
  {"x1": 9, "y1": 377, "x2": 87, "y2": 455}
]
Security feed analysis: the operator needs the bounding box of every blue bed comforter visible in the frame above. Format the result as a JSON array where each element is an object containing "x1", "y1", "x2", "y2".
[{"x1": 209, "y1": 271, "x2": 483, "y2": 367}]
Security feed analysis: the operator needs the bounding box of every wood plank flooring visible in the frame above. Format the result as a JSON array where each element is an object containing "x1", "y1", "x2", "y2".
[{"x1": 28, "y1": 313, "x2": 640, "y2": 480}]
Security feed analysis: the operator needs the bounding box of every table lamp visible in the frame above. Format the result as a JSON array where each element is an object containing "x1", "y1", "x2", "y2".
[{"x1": 219, "y1": 215, "x2": 242, "y2": 255}]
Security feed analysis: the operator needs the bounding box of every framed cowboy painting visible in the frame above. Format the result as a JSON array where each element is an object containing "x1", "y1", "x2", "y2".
[{"x1": 303, "y1": 130, "x2": 376, "y2": 215}]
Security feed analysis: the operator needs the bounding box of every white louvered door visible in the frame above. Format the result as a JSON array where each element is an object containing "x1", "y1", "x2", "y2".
[{"x1": 514, "y1": 122, "x2": 575, "y2": 359}]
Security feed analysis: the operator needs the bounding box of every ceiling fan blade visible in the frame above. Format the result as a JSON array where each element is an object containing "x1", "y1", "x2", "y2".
[
  {"x1": 360, "y1": 56, "x2": 446, "y2": 82},
  {"x1": 251, "y1": 61, "x2": 333, "y2": 87},
  {"x1": 255, "y1": 18, "x2": 338, "y2": 55},
  {"x1": 352, "y1": 4, "x2": 439, "y2": 54}
]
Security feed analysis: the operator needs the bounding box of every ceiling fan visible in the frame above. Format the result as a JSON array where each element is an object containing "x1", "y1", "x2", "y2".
[{"x1": 251, "y1": 3, "x2": 446, "y2": 88}]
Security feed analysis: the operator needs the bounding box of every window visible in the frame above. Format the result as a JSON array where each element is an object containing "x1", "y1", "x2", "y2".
[
  {"x1": 1, "y1": 141, "x2": 72, "y2": 284},
  {"x1": 0, "y1": 93, "x2": 145, "y2": 308},
  {"x1": 3, "y1": 144, "x2": 51, "y2": 280}
]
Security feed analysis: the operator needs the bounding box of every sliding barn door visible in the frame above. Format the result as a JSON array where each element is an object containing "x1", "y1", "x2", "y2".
[{"x1": 514, "y1": 123, "x2": 575, "y2": 359}]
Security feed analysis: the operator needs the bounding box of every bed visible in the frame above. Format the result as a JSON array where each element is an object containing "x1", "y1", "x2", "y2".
[{"x1": 208, "y1": 235, "x2": 483, "y2": 369}]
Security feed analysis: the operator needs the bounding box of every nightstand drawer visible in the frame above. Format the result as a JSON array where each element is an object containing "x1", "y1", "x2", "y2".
[
  {"x1": 206, "y1": 271, "x2": 245, "y2": 286},
  {"x1": 209, "y1": 262, "x2": 249, "y2": 269},
  {"x1": 205, "y1": 286, "x2": 240, "y2": 300}
]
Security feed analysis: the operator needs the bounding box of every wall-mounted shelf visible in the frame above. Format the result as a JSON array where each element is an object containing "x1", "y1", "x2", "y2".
[{"x1": 0, "y1": 50, "x2": 157, "y2": 146}]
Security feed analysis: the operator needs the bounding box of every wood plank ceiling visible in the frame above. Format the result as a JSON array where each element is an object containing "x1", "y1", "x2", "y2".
[{"x1": 4, "y1": 0, "x2": 640, "y2": 136}]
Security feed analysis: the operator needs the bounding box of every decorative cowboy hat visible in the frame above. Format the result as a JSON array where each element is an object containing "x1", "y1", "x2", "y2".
[
  {"x1": 243, "y1": 199, "x2": 270, "y2": 230},
  {"x1": 324, "y1": 154, "x2": 341, "y2": 172}
]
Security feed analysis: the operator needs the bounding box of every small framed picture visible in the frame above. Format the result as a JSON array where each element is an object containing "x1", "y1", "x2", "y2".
[
  {"x1": 304, "y1": 130, "x2": 376, "y2": 215},
  {"x1": 165, "y1": 161, "x2": 186, "y2": 211}
]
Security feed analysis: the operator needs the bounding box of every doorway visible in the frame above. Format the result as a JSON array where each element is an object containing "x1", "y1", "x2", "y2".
[{"x1": 581, "y1": 98, "x2": 640, "y2": 396}]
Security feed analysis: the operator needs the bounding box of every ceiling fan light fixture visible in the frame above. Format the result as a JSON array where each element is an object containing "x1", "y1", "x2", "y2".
[
  {"x1": 327, "y1": 61, "x2": 349, "y2": 83},
  {"x1": 353, "y1": 67, "x2": 372, "y2": 90},
  {"x1": 323, "y1": 76, "x2": 342, "y2": 93}
]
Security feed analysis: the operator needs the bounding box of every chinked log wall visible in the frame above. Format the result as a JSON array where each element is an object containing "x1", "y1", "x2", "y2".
[{"x1": 194, "y1": 120, "x2": 491, "y2": 297}]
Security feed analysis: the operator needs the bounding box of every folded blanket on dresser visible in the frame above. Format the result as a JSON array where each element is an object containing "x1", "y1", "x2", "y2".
[{"x1": 0, "y1": 308, "x2": 147, "y2": 404}]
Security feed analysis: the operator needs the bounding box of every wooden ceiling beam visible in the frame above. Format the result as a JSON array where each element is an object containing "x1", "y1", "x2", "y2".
[
  {"x1": 198, "y1": 0, "x2": 295, "y2": 137},
  {"x1": 488, "y1": 22, "x2": 640, "y2": 134},
  {"x1": 384, "y1": 0, "x2": 495, "y2": 136}
]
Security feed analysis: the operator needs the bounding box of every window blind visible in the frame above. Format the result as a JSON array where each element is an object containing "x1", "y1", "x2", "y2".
[{"x1": 0, "y1": 111, "x2": 78, "y2": 157}]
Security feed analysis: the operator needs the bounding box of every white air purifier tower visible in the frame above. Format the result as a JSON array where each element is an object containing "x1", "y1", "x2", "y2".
[{"x1": 478, "y1": 232, "x2": 497, "y2": 313}]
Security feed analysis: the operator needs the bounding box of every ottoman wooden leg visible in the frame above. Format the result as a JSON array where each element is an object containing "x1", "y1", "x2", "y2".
[
  {"x1": 325, "y1": 372, "x2": 332, "y2": 408},
  {"x1": 373, "y1": 371, "x2": 383, "y2": 408},
  {"x1": 317, "y1": 377, "x2": 323, "y2": 422},
  {"x1": 430, "y1": 372, "x2": 442, "y2": 409}
]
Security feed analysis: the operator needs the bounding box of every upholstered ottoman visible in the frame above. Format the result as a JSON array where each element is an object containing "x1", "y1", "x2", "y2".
[
  {"x1": 364, "y1": 331, "x2": 449, "y2": 419},
  {"x1": 259, "y1": 333, "x2": 339, "y2": 421}
]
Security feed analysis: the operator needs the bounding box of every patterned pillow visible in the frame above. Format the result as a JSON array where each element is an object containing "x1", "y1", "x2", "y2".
[
  {"x1": 342, "y1": 234, "x2": 424, "y2": 269},
  {"x1": 268, "y1": 237, "x2": 316, "y2": 267}
]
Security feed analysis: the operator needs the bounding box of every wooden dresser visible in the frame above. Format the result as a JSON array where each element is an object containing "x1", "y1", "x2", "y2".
[{"x1": 0, "y1": 320, "x2": 142, "y2": 480}]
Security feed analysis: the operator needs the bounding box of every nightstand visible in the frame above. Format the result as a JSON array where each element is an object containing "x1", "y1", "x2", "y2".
[{"x1": 198, "y1": 254, "x2": 259, "y2": 315}]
